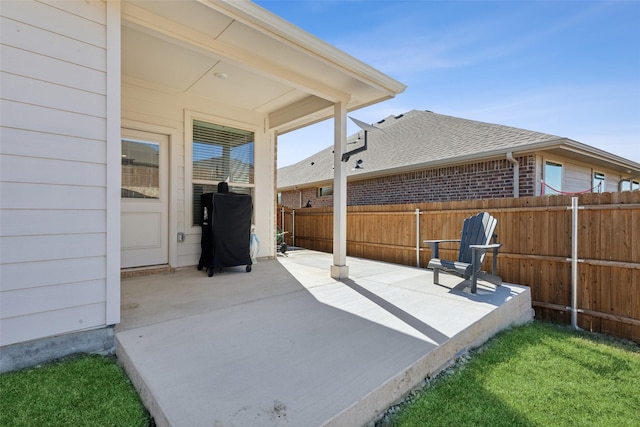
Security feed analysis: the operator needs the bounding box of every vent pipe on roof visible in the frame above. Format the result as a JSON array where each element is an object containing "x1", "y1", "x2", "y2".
[{"x1": 506, "y1": 152, "x2": 519, "y2": 198}]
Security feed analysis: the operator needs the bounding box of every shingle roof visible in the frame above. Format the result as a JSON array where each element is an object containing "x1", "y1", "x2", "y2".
[{"x1": 277, "y1": 110, "x2": 564, "y2": 189}]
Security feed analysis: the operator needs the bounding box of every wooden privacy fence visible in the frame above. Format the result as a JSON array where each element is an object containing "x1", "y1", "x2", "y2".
[{"x1": 278, "y1": 192, "x2": 640, "y2": 343}]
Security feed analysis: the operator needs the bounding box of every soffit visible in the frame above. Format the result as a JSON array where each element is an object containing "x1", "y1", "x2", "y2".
[{"x1": 121, "y1": 0, "x2": 405, "y2": 132}]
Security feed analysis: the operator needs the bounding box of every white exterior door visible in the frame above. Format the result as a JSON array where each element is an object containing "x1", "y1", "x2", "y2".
[{"x1": 121, "y1": 129, "x2": 169, "y2": 268}]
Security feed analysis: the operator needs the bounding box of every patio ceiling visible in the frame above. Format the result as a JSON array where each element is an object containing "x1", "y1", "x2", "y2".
[{"x1": 121, "y1": 0, "x2": 406, "y2": 134}]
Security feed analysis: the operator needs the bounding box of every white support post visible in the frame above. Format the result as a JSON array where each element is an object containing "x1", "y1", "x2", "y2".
[
  {"x1": 416, "y1": 209, "x2": 421, "y2": 267},
  {"x1": 105, "y1": 0, "x2": 121, "y2": 326},
  {"x1": 331, "y1": 101, "x2": 349, "y2": 279}
]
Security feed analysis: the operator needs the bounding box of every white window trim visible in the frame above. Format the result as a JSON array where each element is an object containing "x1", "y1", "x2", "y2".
[
  {"x1": 185, "y1": 110, "x2": 257, "y2": 233},
  {"x1": 593, "y1": 171, "x2": 605, "y2": 193},
  {"x1": 543, "y1": 159, "x2": 563, "y2": 194}
]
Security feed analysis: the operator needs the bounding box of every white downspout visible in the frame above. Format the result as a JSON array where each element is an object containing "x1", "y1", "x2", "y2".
[{"x1": 506, "y1": 152, "x2": 519, "y2": 198}]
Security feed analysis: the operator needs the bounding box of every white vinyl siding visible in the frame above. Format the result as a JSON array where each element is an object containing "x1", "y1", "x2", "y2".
[
  {"x1": 0, "y1": 304, "x2": 106, "y2": 347},
  {"x1": 1, "y1": 44, "x2": 105, "y2": 93},
  {"x1": 1, "y1": 280, "x2": 106, "y2": 319},
  {"x1": 540, "y1": 157, "x2": 630, "y2": 195},
  {"x1": 563, "y1": 163, "x2": 591, "y2": 194},
  {"x1": 1, "y1": 257, "x2": 106, "y2": 292},
  {"x1": 605, "y1": 179, "x2": 618, "y2": 193},
  {"x1": 0, "y1": 0, "x2": 109, "y2": 346}
]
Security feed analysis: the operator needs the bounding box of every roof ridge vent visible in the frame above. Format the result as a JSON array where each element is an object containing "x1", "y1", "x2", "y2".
[{"x1": 394, "y1": 114, "x2": 404, "y2": 119}]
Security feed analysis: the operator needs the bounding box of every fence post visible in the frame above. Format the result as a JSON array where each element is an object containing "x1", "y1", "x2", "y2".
[
  {"x1": 292, "y1": 209, "x2": 295, "y2": 247},
  {"x1": 416, "y1": 208, "x2": 421, "y2": 267},
  {"x1": 569, "y1": 197, "x2": 582, "y2": 331},
  {"x1": 281, "y1": 207, "x2": 285, "y2": 233}
]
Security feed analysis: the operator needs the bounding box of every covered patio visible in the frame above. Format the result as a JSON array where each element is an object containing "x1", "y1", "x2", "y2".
[{"x1": 115, "y1": 250, "x2": 532, "y2": 426}]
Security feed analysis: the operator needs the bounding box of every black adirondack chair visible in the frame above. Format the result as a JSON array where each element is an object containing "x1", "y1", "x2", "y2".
[{"x1": 425, "y1": 212, "x2": 502, "y2": 293}]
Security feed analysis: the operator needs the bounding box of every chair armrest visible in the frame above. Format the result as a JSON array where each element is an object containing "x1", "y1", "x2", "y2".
[
  {"x1": 469, "y1": 243, "x2": 502, "y2": 250},
  {"x1": 470, "y1": 244, "x2": 502, "y2": 274},
  {"x1": 424, "y1": 239, "x2": 460, "y2": 259}
]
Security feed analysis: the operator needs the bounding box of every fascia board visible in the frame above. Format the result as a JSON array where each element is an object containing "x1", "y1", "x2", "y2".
[
  {"x1": 272, "y1": 94, "x2": 396, "y2": 134},
  {"x1": 555, "y1": 139, "x2": 640, "y2": 172},
  {"x1": 358, "y1": 138, "x2": 640, "y2": 180}
]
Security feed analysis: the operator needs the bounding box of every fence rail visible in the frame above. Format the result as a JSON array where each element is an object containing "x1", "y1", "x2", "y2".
[{"x1": 278, "y1": 192, "x2": 640, "y2": 343}]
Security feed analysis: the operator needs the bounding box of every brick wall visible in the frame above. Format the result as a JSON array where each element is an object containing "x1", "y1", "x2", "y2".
[{"x1": 280, "y1": 155, "x2": 535, "y2": 208}]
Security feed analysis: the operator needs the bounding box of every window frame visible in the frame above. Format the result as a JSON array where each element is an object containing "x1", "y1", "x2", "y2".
[
  {"x1": 543, "y1": 160, "x2": 563, "y2": 195},
  {"x1": 185, "y1": 111, "x2": 256, "y2": 230},
  {"x1": 317, "y1": 185, "x2": 333, "y2": 197},
  {"x1": 592, "y1": 171, "x2": 605, "y2": 193},
  {"x1": 621, "y1": 179, "x2": 640, "y2": 192},
  {"x1": 121, "y1": 138, "x2": 161, "y2": 199}
]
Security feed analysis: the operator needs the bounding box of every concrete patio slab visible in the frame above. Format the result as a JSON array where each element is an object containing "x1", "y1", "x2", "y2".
[{"x1": 115, "y1": 250, "x2": 533, "y2": 427}]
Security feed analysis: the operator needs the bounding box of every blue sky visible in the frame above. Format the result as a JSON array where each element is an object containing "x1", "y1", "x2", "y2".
[{"x1": 254, "y1": 0, "x2": 640, "y2": 167}]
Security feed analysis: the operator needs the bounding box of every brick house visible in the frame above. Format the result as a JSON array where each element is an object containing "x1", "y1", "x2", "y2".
[{"x1": 278, "y1": 110, "x2": 640, "y2": 208}]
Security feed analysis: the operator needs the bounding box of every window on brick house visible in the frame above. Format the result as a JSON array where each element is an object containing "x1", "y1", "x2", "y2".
[{"x1": 318, "y1": 186, "x2": 333, "y2": 197}]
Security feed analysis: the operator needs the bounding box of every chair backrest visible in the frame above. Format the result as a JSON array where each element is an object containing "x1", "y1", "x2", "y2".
[{"x1": 457, "y1": 212, "x2": 498, "y2": 264}]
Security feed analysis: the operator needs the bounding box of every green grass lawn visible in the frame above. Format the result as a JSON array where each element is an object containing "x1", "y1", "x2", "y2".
[
  {"x1": 0, "y1": 354, "x2": 152, "y2": 427},
  {"x1": 381, "y1": 322, "x2": 640, "y2": 427}
]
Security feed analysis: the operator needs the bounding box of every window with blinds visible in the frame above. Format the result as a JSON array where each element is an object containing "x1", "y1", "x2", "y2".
[{"x1": 192, "y1": 120, "x2": 254, "y2": 225}]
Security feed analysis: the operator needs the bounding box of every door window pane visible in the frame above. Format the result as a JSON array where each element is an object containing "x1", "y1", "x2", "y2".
[{"x1": 122, "y1": 139, "x2": 160, "y2": 199}]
